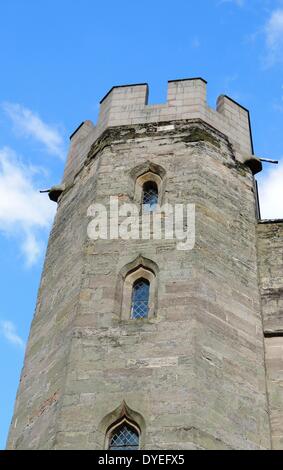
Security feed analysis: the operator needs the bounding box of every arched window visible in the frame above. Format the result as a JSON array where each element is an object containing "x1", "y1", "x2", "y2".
[
  {"x1": 119, "y1": 258, "x2": 158, "y2": 321},
  {"x1": 100, "y1": 402, "x2": 145, "y2": 450},
  {"x1": 131, "y1": 278, "x2": 150, "y2": 319},
  {"x1": 108, "y1": 420, "x2": 140, "y2": 450},
  {"x1": 142, "y1": 181, "x2": 158, "y2": 212},
  {"x1": 130, "y1": 163, "x2": 165, "y2": 210}
]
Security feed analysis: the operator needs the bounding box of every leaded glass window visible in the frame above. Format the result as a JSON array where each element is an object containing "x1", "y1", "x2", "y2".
[
  {"x1": 131, "y1": 278, "x2": 149, "y2": 319},
  {"x1": 142, "y1": 181, "x2": 158, "y2": 211},
  {"x1": 108, "y1": 422, "x2": 139, "y2": 450}
]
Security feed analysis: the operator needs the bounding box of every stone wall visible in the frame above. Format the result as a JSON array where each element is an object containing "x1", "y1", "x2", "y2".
[
  {"x1": 257, "y1": 221, "x2": 283, "y2": 449},
  {"x1": 54, "y1": 121, "x2": 269, "y2": 449},
  {"x1": 6, "y1": 153, "x2": 101, "y2": 449}
]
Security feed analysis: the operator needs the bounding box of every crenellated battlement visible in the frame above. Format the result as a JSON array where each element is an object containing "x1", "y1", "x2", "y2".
[{"x1": 63, "y1": 78, "x2": 255, "y2": 183}]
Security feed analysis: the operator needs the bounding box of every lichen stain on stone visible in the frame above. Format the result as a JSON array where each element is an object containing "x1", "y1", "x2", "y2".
[
  {"x1": 181, "y1": 128, "x2": 221, "y2": 148},
  {"x1": 224, "y1": 160, "x2": 248, "y2": 177}
]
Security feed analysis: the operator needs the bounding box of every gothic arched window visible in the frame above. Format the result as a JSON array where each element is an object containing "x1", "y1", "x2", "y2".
[
  {"x1": 131, "y1": 278, "x2": 150, "y2": 319},
  {"x1": 108, "y1": 420, "x2": 140, "y2": 450},
  {"x1": 142, "y1": 181, "x2": 158, "y2": 212},
  {"x1": 119, "y1": 259, "x2": 158, "y2": 321}
]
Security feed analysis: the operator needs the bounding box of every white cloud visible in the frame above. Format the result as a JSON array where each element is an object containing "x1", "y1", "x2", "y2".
[
  {"x1": 191, "y1": 36, "x2": 201, "y2": 49},
  {"x1": 0, "y1": 147, "x2": 55, "y2": 266},
  {"x1": 258, "y1": 164, "x2": 283, "y2": 219},
  {"x1": 219, "y1": 0, "x2": 245, "y2": 6},
  {"x1": 272, "y1": 84, "x2": 283, "y2": 112},
  {"x1": 3, "y1": 102, "x2": 65, "y2": 160},
  {"x1": 266, "y1": 9, "x2": 283, "y2": 47},
  {"x1": 264, "y1": 9, "x2": 283, "y2": 66},
  {"x1": 0, "y1": 320, "x2": 25, "y2": 349},
  {"x1": 22, "y1": 231, "x2": 43, "y2": 267}
]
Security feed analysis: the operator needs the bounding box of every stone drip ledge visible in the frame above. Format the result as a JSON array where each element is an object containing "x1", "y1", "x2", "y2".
[
  {"x1": 50, "y1": 119, "x2": 260, "y2": 204},
  {"x1": 258, "y1": 219, "x2": 283, "y2": 225}
]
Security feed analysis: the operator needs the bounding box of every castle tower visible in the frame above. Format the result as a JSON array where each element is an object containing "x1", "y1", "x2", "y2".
[{"x1": 7, "y1": 78, "x2": 282, "y2": 450}]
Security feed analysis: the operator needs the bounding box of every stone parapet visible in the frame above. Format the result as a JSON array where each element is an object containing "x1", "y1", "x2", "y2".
[{"x1": 63, "y1": 79, "x2": 254, "y2": 183}]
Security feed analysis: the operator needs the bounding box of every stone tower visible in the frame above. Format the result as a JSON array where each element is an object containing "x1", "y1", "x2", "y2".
[{"x1": 7, "y1": 78, "x2": 283, "y2": 450}]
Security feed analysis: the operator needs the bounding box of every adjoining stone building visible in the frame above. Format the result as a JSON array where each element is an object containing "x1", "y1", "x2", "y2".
[{"x1": 7, "y1": 78, "x2": 283, "y2": 450}]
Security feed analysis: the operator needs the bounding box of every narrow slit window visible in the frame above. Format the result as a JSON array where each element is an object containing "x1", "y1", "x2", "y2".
[
  {"x1": 131, "y1": 278, "x2": 150, "y2": 319},
  {"x1": 142, "y1": 181, "x2": 158, "y2": 211},
  {"x1": 108, "y1": 422, "x2": 139, "y2": 450}
]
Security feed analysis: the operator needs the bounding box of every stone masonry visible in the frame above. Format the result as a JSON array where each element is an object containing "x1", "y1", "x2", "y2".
[{"x1": 7, "y1": 78, "x2": 283, "y2": 449}]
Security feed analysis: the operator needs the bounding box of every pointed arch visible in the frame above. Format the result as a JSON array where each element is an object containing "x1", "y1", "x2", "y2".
[
  {"x1": 119, "y1": 255, "x2": 159, "y2": 279},
  {"x1": 107, "y1": 417, "x2": 140, "y2": 450},
  {"x1": 98, "y1": 401, "x2": 146, "y2": 450},
  {"x1": 129, "y1": 161, "x2": 166, "y2": 208},
  {"x1": 114, "y1": 256, "x2": 159, "y2": 321}
]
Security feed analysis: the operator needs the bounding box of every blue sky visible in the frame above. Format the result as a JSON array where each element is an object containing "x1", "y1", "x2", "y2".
[{"x1": 0, "y1": 0, "x2": 283, "y2": 449}]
